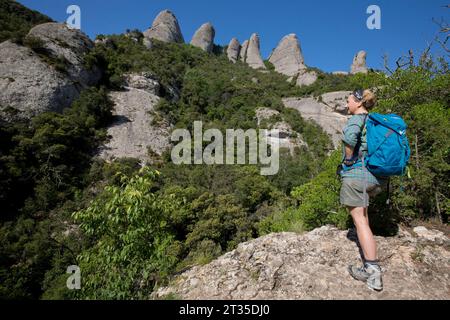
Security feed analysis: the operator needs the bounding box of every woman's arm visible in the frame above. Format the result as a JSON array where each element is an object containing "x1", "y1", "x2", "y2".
[
  {"x1": 343, "y1": 143, "x2": 356, "y2": 165},
  {"x1": 342, "y1": 116, "x2": 363, "y2": 164},
  {"x1": 344, "y1": 143, "x2": 354, "y2": 159}
]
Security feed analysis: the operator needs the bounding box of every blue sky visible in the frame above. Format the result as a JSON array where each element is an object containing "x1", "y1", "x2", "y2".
[{"x1": 17, "y1": 0, "x2": 449, "y2": 72}]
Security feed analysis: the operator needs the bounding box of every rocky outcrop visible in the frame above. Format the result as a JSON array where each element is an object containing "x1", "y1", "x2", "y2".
[
  {"x1": 267, "y1": 121, "x2": 308, "y2": 155},
  {"x1": 255, "y1": 107, "x2": 280, "y2": 126},
  {"x1": 296, "y1": 69, "x2": 318, "y2": 87},
  {"x1": 350, "y1": 50, "x2": 368, "y2": 74},
  {"x1": 413, "y1": 226, "x2": 448, "y2": 244},
  {"x1": 269, "y1": 34, "x2": 306, "y2": 77},
  {"x1": 320, "y1": 90, "x2": 351, "y2": 114},
  {"x1": 99, "y1": 73, "x2": 171, "y2": 162},
  {"x1": 283, "y1": 91, "x2": 352, "y2": 148},
  {"x1": 227, "y1": 38, "x2": 241, "y2": 63},
  {"x1": 190, "y1": 23, "x2": 215, "y2": 53},
  {"x1": 153, "y1": 225, "x2": 450, "y2": 300},
  {"x1": 256, "y1": 108, "x2": 307, "y2": 155},
  {"x1": 143, "y1": 10, "x2": 184, "y2": 48},
  {"x1": 245, "y1": 34, "x2": 266, "y2": 70},
  {"x1": 332, "y1": 71, "x2": 349, "y2": 76},
  {"x1": 123, "y1": 72, "x2": 160, "y2": 96},
  {"x1": 0, "y1": 23, "x2": 100, "y2": 119},
  {"x1": 239, "y1": 40, "x2": 249, "y2": 62},
  {"x1": 266, "y1": 33, "x2": 317, "y2": 87},
  {"x1": 28, "y1": 23, "x2": 101, "y2": 87}
]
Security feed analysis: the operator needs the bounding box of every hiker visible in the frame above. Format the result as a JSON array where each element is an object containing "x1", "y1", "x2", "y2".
[{"x1": 339, "y1": 89, "x2": 387, "y2": 291}]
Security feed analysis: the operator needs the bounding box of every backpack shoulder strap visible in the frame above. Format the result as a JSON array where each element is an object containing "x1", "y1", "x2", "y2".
[{"x1": 356, "y1": 113, "x2": 369, "y2": 159}]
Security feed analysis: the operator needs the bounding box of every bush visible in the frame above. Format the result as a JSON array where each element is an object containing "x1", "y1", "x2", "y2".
[
  {"x1": 72, "y1": 168, "x2": 185, "y2": 299},
  {"x1": 259, "y1": 150, "x2": 350, "y2": 234}
]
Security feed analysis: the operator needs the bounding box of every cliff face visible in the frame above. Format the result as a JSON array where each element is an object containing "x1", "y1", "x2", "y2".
[
  {"x1": 282, "y1": 91, "x2": 351, "y2": 149},
  {"x1": 99, "y1": 73, "x2": 172, "y2": 162},
  {"x1": 153, "y1": 225, "x2": 450, "y2": 300},
  {"x1": 0, "y1": 23, "x2": 100, "y2": 119}
]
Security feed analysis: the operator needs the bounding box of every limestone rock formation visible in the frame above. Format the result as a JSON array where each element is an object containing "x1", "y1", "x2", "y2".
[
  {"x1": 333, "y1": 71, "x2": 349, "y2": 76},
  {"x1": 266, "y1": 33, "x2": 317, "y2": 87},
  {"x1": 190, "y1": 23, "x2": 215, "y2": 53},
  {"x1": 256, "y1": 108, "x2": 307, "y2": 155},
  {"x1": 268, "y1": 34, "x2": 306, "y2": 77},
  {"x1": 245, "y1": 34, "x2": 266, "y2": 70},
  {"x1": 296, "y1": 69, "x2": 318, "y2": 87},
  {"x1": 413, "y1": 226, "x2": 448, "y2": 244},
  {"x1": 320, "y1": 90, "x2": 352, "y2": 114},
  {"x1": 227, "y1": 38, "x2": 241, "y2": 63},
  {"x1": 153, "y1": 225, "x2": 450, "y2": 300},
  {"x1": 27, "y1": 23, "x2": 101, "y2": 87},
  {"x1": 99, "y1": 73, "x2": 171, "y2": 162},
  {"x1": 239, "y1": 40, "x2": 249, "y2": 62},
  {"x1": 255, "y1": 107, "x2": 280, "y2": 126},
  {"x1": 283, "y1": 92, "x2": 350, "y2": 148},
  {"x1": 123, "y1": 72, "x2": 160, "y2": 96},
  {"x1": 143, "y1": 10, "x2": 184, "y2": 48},
  {"x1": 0, "y1": 23, "x2": 100, "y2": 119},
  {"x1": 350, "y1": 50, "x2": 368, "y2": 74}
]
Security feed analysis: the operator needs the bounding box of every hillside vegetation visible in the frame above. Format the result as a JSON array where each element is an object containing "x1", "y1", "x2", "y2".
[{"x1": 0, "y1": 0, "x2": 52, "y2": 43}]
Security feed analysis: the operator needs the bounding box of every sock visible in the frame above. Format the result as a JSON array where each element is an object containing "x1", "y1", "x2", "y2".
[{"x1": 364, "y1": 260, "x2": 381, "y2": 271}]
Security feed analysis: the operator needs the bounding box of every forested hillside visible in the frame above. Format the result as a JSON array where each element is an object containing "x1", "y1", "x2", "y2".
[{"x1": 0, "y1": 0, "x2": 52, "y2": 43}]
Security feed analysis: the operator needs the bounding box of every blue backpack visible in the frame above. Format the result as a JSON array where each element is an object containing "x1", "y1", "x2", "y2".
[{"x1": 363, "y1": 113, "x2": 411, "y2": 177}]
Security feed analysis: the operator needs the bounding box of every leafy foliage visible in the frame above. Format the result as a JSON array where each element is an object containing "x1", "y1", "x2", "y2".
[
  {"x1": 72, "y1": 168, "x2": 183, "y2": 299},
  {"x1": 0, "y1": 88, "x2": 113, "y2": 299}
]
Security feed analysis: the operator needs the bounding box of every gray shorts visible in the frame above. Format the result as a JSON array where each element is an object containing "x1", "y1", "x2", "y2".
[{"x1": 340, "y1": 178, "x2": 387, "y2": 208}]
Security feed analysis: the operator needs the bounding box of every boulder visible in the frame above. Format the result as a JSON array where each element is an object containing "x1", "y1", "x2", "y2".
[
  {"x1": 227, "y1": 38, "x2": 241, "y2": 63},
  {"x1": 153, "y1": 225, "x2": 450, "y2": 300},
  {"x1": 350, "y1": 50, "x2": 368, "y2": 74},
  {"x1": 190, "y1": 22, "x2": 215, "y2": 53},
  {"x1": 268, "y1": 34, "x2": 306, "y2": 77},
  {"x1": 413, "y1": 226, "x2": 449, "y2": 245},
  {"x1": 245, "y1": 33, "x2": 266, "y2": 70},
  {"x1": 143, "y1": 10, "x2": 184, "y2": 47}
]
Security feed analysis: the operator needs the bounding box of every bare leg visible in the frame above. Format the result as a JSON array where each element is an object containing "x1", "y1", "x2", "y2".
[{"x1": 348, "y1": 206, "x2": 377, "y2": 261}]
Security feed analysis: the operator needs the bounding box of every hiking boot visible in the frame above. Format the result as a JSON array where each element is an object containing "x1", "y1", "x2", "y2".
[
  {"x1": 348, "y1": 265, "x2": 370, "y2": 282},
  {"x1": 365, "y1": 264, "x2": 383, "y2": 291},
  {"x1": 348, "y1": 264, "x2": 383, "y2": 291}
]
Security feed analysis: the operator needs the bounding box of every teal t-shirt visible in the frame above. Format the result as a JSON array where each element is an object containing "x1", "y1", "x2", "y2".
[{"x1": 341, "y1": 114, "x2": 380, "y2": 185}]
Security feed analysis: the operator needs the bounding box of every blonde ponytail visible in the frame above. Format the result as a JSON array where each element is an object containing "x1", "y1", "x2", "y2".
[{"x1": 362, "y1": 89, "x2": 377, "y2": 110}]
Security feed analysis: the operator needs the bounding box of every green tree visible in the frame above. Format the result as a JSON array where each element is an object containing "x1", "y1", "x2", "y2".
[{"x1": 72, "y1": 168, "x2": 186, "y2": 299}]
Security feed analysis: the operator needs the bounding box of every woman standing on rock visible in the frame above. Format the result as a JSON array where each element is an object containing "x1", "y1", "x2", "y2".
[{"x1": 339, "y1": 89, "x2": 387, "y2": 291}]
